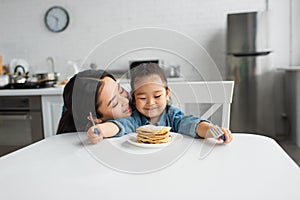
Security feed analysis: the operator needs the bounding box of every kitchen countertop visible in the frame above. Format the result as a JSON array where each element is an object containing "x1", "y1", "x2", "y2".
[
  {"x1": 277, "y1": 66, "x2": 300, "y2": 71},
  {"x1": 0, "y1": 85, "x2": 64, "y2": 96},
  {"x1": 0, "y1": 78, "x2": 186, "y2": 97}
]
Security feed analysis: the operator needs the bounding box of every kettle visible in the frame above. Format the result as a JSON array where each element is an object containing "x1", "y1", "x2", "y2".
[
  {"x1": 10, "y1": 65, "x2": 28, "y2": 83},
  {"x1": 14, "y1": 65, "x2": 26, "y2": 76},
  {"x1": 9, "y1": 58, "x2": 29, "y2": 73}
]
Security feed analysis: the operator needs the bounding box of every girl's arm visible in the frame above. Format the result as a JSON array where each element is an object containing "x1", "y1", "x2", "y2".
[
  {"x1": 87, "y1": 122, "x2": 120, "y2": 144},
  {"x1": 196, "y1": 121, "x2": 210, "y2": 138},
  {"x1": 196, "y1": 121, "x2": 233, "y2": 144}
]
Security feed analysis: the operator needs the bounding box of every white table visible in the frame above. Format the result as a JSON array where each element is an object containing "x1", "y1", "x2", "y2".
[{"x1": 0, "y1": 132, "x2": 299, "y2": 200}]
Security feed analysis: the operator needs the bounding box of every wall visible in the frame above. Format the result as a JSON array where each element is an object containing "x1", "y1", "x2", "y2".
[
  {"x1": 0, "y1": 0, "x2": 269, "y2": 81},
  {"x1": 0, "y1": 0, "x2": 296, "y2": 136},
  {"x1": 291, "y1": 0, "x2": 300, "y2": 65}
]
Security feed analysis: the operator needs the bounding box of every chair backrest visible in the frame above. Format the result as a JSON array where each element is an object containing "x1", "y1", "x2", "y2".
[{"x1": 168, "y1": 81, "x2": 234, "y2": 128}]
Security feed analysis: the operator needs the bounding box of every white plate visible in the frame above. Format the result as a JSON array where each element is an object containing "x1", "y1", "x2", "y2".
[{"x1": 127, "y1": 132, "x2": 182, "y2": 149}]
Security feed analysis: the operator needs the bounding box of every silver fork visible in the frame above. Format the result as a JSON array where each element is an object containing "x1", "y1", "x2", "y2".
[
  {"x1": 199, "y1": 124, "x2": 225, "y2": 160},
  {"x1": 89, "y1": 112, "x2": 100, "y2": 135},
  {"x1": 209, "y1": 124, "x2": 225, "y2": 141}
]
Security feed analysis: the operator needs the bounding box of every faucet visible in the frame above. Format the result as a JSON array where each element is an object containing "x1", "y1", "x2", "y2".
[
  {"x1": 47, "y1": 57, "x2": 55, "y2": 73},
  {"x1": 67, "y1": 60, "x2": 79, "y2": 74}
]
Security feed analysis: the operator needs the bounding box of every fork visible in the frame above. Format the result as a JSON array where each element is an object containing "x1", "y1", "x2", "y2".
[
  {"x1": 209, "y1": 124, "x2": 226, "y2": 141},
  {"x1": 89, "y1": 112, "x2": 100, "y2": 135},
  {"x1": 199, "y1": 124, "x2": 226, "y2": 160}
]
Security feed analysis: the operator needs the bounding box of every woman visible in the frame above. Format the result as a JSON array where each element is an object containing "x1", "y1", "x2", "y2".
[{"x1": 56, "y1": 69, "x2": 132, "y2": 134}]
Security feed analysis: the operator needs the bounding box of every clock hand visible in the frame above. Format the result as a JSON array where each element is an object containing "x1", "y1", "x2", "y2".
[{"x1": 54, "y1": 16, "x2": 59, "y2": 27}]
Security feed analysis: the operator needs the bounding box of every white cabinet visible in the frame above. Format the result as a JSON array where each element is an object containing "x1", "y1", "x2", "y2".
[
  {"x1": 281, "y1": 67, "x2": 300, "y2": 148},
  {"x1": 278, "y1": 66, "x2": 300, "y2": 148},
  {"x1": 42, "y1": 95, "x2": 63, "y2": 138},
  {"x1": 0, "y1": 87, "x2": 64, "y2": 139}
]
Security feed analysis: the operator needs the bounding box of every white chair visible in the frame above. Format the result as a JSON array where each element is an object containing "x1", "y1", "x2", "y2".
[{"x1": 168, "y1": 81, "x2": 234, "y2": 128}]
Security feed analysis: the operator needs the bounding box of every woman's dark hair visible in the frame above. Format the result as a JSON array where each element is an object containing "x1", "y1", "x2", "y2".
[{"x1": 56, "y1": 69, "x2": 115, "y2": 134}]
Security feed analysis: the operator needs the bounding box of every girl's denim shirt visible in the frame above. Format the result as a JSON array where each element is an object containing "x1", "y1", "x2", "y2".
[{"x1": 109, "y1": 105, "x2": 209, "y2": 138}]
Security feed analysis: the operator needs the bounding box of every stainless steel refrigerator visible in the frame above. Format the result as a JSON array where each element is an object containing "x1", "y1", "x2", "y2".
[{"x1": 226, "y1": 11, "x2": 276, "y2": 136}]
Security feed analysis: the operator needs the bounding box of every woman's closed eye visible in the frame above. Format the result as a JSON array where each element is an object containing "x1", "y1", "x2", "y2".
[
  {"x1": 119, "y1": 87, "x2": 125, "y2": 95},
  {"x1": 118, "y1": 84, "x2": 127, "y2": 96},
  {"x1": 112, "y1": 102, "x2": 118, "y2": 108},
  {"x1": 154, "y1": 95, "x2": 161, "y2": 99}
]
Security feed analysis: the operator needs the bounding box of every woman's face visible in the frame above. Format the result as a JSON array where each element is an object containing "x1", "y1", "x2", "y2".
[{"x1": 96, "y1": 77, "x2": 132, "y2": 121}]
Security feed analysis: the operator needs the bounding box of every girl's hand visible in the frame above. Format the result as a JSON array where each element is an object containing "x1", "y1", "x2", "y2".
[
  {"x1": 87, "y1": 116, "x2": 103, "y2": 124},
  {"x1": 87, "y1": 122, "x2": 120, "y2": 144},
  {"x1": 218, "y1": 127, "x2": 233, "y2": 144},
  {"x1": 87, "y1": 125, "x2": 103, "y2": 144},
  {"x1": 197, "y1": 122, "x2": 233, "y2": 144}
]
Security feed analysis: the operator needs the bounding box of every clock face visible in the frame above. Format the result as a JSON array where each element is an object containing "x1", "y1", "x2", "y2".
[{"x1": 45, "y1": 6, "x2": 69, "y2": 32}]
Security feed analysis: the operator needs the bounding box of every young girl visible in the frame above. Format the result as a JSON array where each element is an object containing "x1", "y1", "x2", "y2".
[{"x1": 87, "y1": 63, "x2": 233, "y2": 144}]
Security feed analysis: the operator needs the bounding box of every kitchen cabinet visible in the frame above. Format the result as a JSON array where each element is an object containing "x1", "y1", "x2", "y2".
[
  {"x1": 0, "y1": 95, "x2": 44, "y2": 156},
  {"x1": 42, "y1": 95, "x2": 63, "y2": 138},
  {"x1": 0, "y1": 86, "x2": 64, "y2": 139},
  {"x1": 278, "y1": 66, "x2": 300, "y2": 148}
]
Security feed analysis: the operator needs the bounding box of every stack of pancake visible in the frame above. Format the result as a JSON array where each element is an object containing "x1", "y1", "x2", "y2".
[{"x1": 136, "y1": 125, "x2": 172, "y2": 144}]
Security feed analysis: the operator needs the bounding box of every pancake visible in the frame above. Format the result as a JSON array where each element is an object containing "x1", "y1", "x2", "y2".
[
  {"x1": 136, "y1": 125, "x2": 171, "y2": 144},
  {"x1": 137, "y1": 136, "x2": 172, "y2": 144}
]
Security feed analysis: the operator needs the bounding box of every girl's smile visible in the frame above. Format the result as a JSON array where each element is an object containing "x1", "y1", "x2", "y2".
[{"x1": 133, "y1": 75, "x2": 170, "y2": 124}]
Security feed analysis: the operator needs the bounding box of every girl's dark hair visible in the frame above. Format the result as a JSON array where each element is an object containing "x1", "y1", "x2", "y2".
[
  {"x1": 129, "y1": 63, "x2": 168, "y2": 107},
  {"x1": 56, "y1": 69, "x2": 115, "y2": 134},
  {"x1": 130, "y1": 62, "x2": 167, "y2": 90}
]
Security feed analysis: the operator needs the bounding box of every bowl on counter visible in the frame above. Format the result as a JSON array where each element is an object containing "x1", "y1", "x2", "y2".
[
  {"x1": 31, "y1": 72, "x2": 60, "y2": 87},
  {"x1": 32, "y1": 72, "x2": 60, "y2": 82}
]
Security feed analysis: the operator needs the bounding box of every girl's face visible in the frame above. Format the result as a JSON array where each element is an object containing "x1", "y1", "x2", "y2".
[
  {"x1": 133, "y1": 74, "x2": 170, "y2": 124},
  {"x1": 96, "y1": 77, "x2": 132, "y2": 121}
]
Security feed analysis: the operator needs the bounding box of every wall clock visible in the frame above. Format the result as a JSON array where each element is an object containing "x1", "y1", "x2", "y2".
[{"x1": 45, "y1": 6, "x2": 69, "y2": 32}]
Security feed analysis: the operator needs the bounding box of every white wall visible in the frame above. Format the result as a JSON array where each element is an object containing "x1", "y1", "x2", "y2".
[
  {"x1": 291, "y1": 0, "x2": 300, "y2": 65},
  {"x1": 0, "y1": 0, "x2": 271, "y2": 81}
]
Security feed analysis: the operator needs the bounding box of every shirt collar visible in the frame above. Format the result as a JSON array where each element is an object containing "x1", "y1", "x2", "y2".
[{"x1": 139, "y1": 109, "x2": 167, "y2": 126}]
